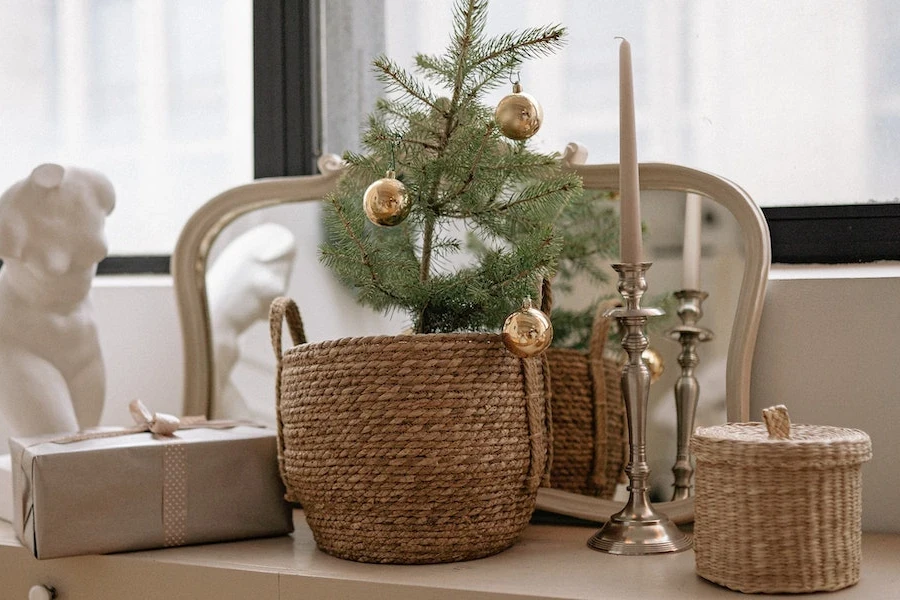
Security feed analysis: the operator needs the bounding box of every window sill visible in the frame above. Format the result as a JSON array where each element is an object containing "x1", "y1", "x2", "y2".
[
  {"x1": 93, "y1": 274, "x2": 173, "y2": 288},
  {"x1": 92, "y1": 264, "x2": 900, "y2": 289},
  {"x1": 768, "y1": 261, "x2": 900, "y2": 281}
]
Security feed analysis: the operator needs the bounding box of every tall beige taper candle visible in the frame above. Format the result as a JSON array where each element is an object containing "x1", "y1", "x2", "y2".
[
  {"x1": 682, "y1": 193, "x2": 702, "y2": 289},
  {"x1": 618, "y1": 38, "x2": 642, "y2": 263}
]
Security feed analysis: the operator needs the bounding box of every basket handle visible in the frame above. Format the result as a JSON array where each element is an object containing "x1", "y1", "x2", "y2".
[
  {"x1": 268, "y1": 297, "x2": 308, "y2": 484},
  {"x1": 539, "y1": 278, "x2": 553, "y2": 315},
  {"x1": 587, "y1": 298, "x2": 621, "y2": 489},
  {"x1": 589, "y1": 298, "x2": 619, "y2": 358},
  {"x1": 522, "y1": 353, "x2": 554, "y2": 493},
  {"x1": 536, "y1": 278, "x2": 555, "y2": 487}
]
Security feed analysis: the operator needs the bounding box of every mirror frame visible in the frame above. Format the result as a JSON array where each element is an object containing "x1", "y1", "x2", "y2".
[
  {"x1": 172, "y1": 150, "x2": 770, "y2": 524},
  {"x1": 534, "y1": 148, "x2": 771, "y2": 524},
  {"x1": 172, "y1": 155, "x2": 344, "y2": 417}
]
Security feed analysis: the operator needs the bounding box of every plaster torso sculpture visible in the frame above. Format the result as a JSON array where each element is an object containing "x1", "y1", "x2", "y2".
[
  {"x1": 0, "y1": 163, "x2": 114, "y2": 437},
  {"x1": 207, "y1": 222, "x2": 296, "y2": 423}
]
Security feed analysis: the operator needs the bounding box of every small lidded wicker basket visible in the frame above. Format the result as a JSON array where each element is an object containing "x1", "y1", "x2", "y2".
[{"x1": 692, "y1": 405, "x2": 872, "y2": 594}]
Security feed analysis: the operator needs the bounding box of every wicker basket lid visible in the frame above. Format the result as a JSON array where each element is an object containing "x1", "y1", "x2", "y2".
[{"x1": 692, "y1": 405, "x2": 872, "y2": 469}]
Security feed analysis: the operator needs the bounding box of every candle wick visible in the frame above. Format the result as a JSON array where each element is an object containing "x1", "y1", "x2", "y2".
[{"x1": 614, "y1": 36, "x2": 627, "y2": 42}]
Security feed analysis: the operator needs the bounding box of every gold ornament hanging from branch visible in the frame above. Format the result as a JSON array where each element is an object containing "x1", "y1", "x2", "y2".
[
  {"x1": 363, "y1": 170, "x2": 410, "y2": 227},
  {"x1": 495, "y1": 76, "x2": 544, "y2": 140},
  {"x1": 502, "y1": 298, "x2": 553, "y2": 357},
  {"x1": 363, "y1": 135, "x2": 411, "y2": 227}
]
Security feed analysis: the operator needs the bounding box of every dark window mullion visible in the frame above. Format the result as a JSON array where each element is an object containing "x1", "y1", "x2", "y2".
[
  {"x1": 97, "y1": 256, "x2": 171, "y2": 275},
  {"x1": 253, "y1": 0, "x2": 286, "y2": 177},
  {"x1": 254, "y1": 0, "x2": 319, "y2": 178},
  {"x1": 283, "y1": 0, "x2": 319, "y2": 175}
]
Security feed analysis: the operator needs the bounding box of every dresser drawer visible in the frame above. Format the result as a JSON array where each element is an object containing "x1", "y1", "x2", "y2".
[{"x1": 0, "y1": 544, "x2": 278, "y2": 600}]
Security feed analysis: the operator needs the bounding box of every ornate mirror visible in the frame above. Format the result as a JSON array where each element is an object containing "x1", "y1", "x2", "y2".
[
  {"x1": 531, "y1": 145, "x2": 770, "y2": 523},
  {"x1": 175, "y1": 155, "x2": 352, "y2": 418},
  {"x1": 172, "y1": 145, "x2": 769, "y2": 524}
]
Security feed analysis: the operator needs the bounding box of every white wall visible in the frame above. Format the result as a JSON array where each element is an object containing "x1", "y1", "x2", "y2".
[
  {"x1": 749, "y1": 265, "x2": 900, "y2": 534},
  {"x1": 5, "y1": 266, "x2": 897, "y2": 533},
  {"x1": 91, "y1": 277, "x2": 185, "y2": 424}
]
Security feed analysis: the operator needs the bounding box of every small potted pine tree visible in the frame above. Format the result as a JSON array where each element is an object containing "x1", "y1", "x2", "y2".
[{"x1": 270, "y1": 0, "x2": 583, "y2": 564}]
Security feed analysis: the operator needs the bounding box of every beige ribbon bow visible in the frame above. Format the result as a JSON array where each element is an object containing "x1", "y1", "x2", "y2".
[
  {"x1": 51, "y1": 400, "x2": 258, "y2": 444},
  {"x1": 128, "y1": 399, "x2": 201, "y2": 436}
]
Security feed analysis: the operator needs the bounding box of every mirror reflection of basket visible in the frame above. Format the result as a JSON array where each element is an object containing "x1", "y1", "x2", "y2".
[
  {"x1": 544, "y1": 299, "x2": 627, "y2": 498},
  {"x1": 269, "y1": 297, "x2": 551, "y2": 564}
]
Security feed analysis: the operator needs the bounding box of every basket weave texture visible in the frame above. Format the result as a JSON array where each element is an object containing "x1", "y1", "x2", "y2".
[
  {"x1": 691, "y1": 407, "x2": 872, "y2": 594},
  {"x1": 544, "y1": 300, "x2": 626, "y2": 497},
  {"x1": 269, "y1": 297, "x2": 551, "y2": 564}
]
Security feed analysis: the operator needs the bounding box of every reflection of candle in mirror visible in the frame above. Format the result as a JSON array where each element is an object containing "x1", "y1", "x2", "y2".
[
  {"x1": 682, "y1": 193, "x2": 702, "y2": 290},
  {"x1": 618, "y1": 37, "x2": 642, "y2": 264}
]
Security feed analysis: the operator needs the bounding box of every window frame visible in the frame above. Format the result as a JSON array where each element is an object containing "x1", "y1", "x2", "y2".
[
  {"x1": 762, "y1": 204, "x2": 900, "y2": 264},
  {"x1": 91, "y1": 0, "x2": 896, "y2": 273},
  {"x1": 252, "y1": 0, "x2": 320, "y2": 180},
  {"x1": 95, "y1": 0, "x2": 320, "y2": 275}
]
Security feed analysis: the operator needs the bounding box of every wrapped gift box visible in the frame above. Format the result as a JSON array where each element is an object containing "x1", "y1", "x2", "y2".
[{"x1": 9, "y1": 423, "x2": 293, "y2": 559}]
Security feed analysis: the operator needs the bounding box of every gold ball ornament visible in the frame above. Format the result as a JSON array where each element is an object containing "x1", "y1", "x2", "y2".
[
  {"x1": 494, "y1": 82, "x2": 544, "y2": 140},
  {"x1": 607, "y1": 346, "x2": 665, "y2": 383},
  {"x1": 363, "y1": 170, "x2": 411, "y2": 227},
  {"x1": 502, "y1": 298, "x2": 553, "y2": 358},
  {"x1": 642, "y1": 347, "x2": 665, "y2": 383}
]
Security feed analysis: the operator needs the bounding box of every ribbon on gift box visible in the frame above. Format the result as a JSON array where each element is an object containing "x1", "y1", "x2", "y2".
[{"x1": 51, "y1": 399, "x2": 261, "y2": 443}]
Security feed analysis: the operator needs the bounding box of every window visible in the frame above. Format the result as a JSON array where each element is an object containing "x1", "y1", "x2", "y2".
[
  {"x1": 321, "y1": 0, "x2": 900, "y2": 263},
  {"x1": 2, "y1": 1, "x2": 897, "y2": 269},
  {"x1": 0, "y1": 0, "x2": 254, "y2": 270}
]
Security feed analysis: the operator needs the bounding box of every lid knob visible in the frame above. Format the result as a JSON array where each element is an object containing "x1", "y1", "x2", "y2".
[{"x1": 762, "y1": 405, "x2": 791, "y2": 440}]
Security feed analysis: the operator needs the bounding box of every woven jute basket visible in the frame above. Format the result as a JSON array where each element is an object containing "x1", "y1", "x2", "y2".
[
  {"x1": 543, "y1": 298, "x2": 627, "y2": 497},
  {"x1": 692, "y1": 405, "x2": 872, "y2": 594},
  {"x1": 268, "y1": 297, "x2": 551, "y2": 564}
]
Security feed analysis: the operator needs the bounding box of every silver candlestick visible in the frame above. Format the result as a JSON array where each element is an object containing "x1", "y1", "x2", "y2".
[
  {"x1": 588, "y1": 263, "x2": 692, "y2": 555},
  {"x1": 666, "y1": 290, "x2": 714, "y2": 501}
]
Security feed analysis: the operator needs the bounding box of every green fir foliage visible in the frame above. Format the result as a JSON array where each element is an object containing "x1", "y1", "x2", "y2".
[
  {"x1": 320, "y1": 0, "x2": 583, "y2": 334},
  {"x1": 544, "y1": 189, "x2": 620, "y2": 349}
]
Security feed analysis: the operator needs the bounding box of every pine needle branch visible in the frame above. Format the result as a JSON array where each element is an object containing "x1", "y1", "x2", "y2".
[
  {"x1": 403, "y1": 137, "x2": 443, "y2": 152},
  {"x1": 445, "y1": 122, "x2": 496, "y2": 205},
  {"x1": 471, "y1": 25, "x2": 567, "y2": 71},
  {"x1": 449, "y1": 0, "x2": 481, "y2": 109},
  {"x1": 373, "y1": 56, "x2": 441, "y2": 113},
  {"x1": 326, "y1": 192, "x2": 405, "y2": 304},
  {"x1": 442, "y1": 179, "x2": 578, "y2": 218}
]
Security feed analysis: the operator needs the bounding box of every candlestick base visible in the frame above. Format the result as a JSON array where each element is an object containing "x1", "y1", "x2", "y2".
[{"x1": 587, "y1": 491, "x2": 692, "y2": 555}]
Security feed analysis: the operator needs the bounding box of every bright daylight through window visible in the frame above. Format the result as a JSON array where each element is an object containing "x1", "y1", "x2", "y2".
[
  {"x1": 361, "y1": 1, "x2": 900, "y2": 209},
  {"x1": 0, "y1": 0, "x2": 253, "y2": 257},
  {"x1": 1, "y1": 1, "x2": 898, "y2": 258}
]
